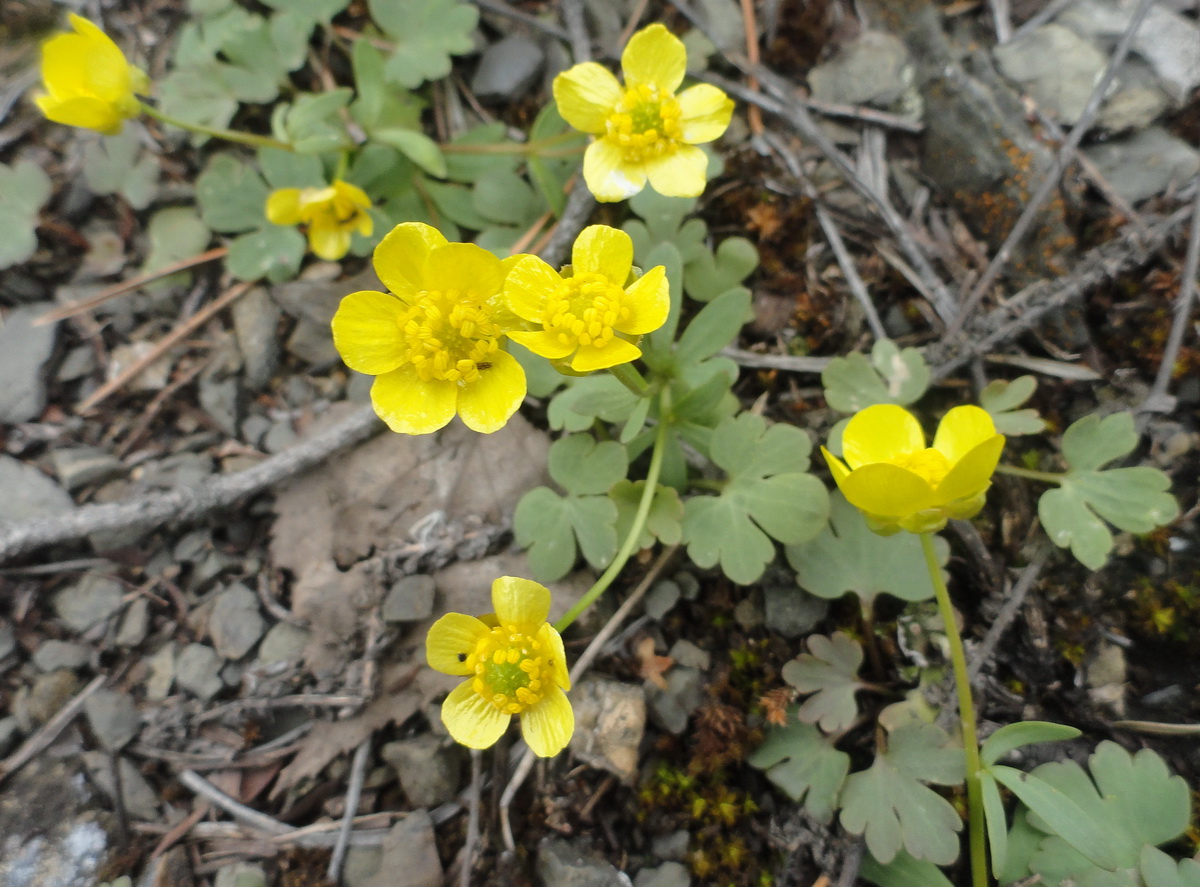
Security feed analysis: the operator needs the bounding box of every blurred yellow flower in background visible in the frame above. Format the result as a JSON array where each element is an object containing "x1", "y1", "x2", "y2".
[
  {"x1": 266, "y1": 180, "x2": 373, "y2": 262},
  {"x1": 822, "y1": 404, "x2": 1005, "y2": 534},
  {"x1": 504, "y1": 225, "x2": 669, "y2": 372},
  {"x1": 36, "y1": 14, "x2": 149, "y2": 135},
  {"x1": 331, "y1": 222, "x2": 526, "y2": 435},
  {"x1": 426, "y1": 576, "x2": 573, "y2": 757},
  {"x1": 553, "y1": 23, "x2": 734, "y2": 202}
]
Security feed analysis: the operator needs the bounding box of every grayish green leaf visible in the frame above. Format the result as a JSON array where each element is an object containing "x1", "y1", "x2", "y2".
[
  {"x1": 0, "y1": 160, "x2": 52, "y2": 269},
  {"x1": 226, "y1": 225, "x2": 306, "y2": 282},
  {"x1": 781, "y1": 632, "x2": 865, "y2": 733},
  {"x1": 683, "y1": 237, "x2": 758, "y2": 302},
  {"x1": 513, "y1": 486, "x2": 618, "y2": 582},
  {"x1": 369, "y1": 0, "x2": 479, "y2": 89},
  {"x1": 82, "y1": 128, "x2": 160, "y2": 210},
  {"x1": 548, "y1": 434, "x2": 628, "y2": 496},
  {"x1": 196, "y1": 154, "x2": 270, "y2": 234},
  {"x1": 860, "y1": 850, "x2": 956, "y2": 887},
  {"x1": 141, "y1": 207, "x2": 211, "y2": 288},
  {"x1": 747, "y1": 717, "x2": 850, "y2": 822},
  {"x1": 980, "y1": 375, "x2": 1045, "y2": 435},
  {"x1": 822, "y1": 339, "x2": 930, "y2": 412},
  {"x1": 979, "y1": 721, "x2": 1081, "y2": 768},
  {"x1": 611, "y1": 480, "x2": 683, "y2": 548}
]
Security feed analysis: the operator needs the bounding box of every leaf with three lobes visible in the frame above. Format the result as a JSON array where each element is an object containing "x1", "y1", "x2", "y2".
[
  {"x1": 548, "y1": 435, "x2": 628, "y2": 496},
  {"x1": 1140, "y1": 847, "x2": 1200, "y2": 887},
  {"x1": 683, "y1": 236, "x2": 758, "y2": 302},
  {"x1": 822, "y1": 338, "x2": 930, "y2": 413},
  {"x1": 781, "y1": 632, "x2": 865, "y2": 733},
  {"x1": 1038, "y1": 412, "x2": 1179, "y2": 569},
  {"x1": 839, "y1": 722, "x2": 965, "y2": 865},
  {"x1": 83, "y1": 129, "x2": 159, "y2": 210},
  {"x1": 368, "y1": 0, "x2": 479, "y2": 88},
  {"x1": 0, "y1": 160, "x2": 51, "y2": 269},
  {"x1": 746, "y1": 717, "x2": 849, "y2": 823},
  {"x1": 610, "y1": 480, "x2": 683, "y2": 549},
  {"x1": 980, "y1": 375, "x2": 1045, "y2": 435}
]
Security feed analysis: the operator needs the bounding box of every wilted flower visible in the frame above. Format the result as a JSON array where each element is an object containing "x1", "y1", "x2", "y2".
[
  {"x1": 331, "y1": 222, "x2": 525, "y2": 435},
  {"x1": 36, "y1": 14, "x2": 149, "y2": 135},
  {"x1": 426, "y1": 576, "x2": 573, "y2": 757},
  {"x1": 266, "y1": 180, "x2": 373, "y2": 262},
  {"x1": 553, "y1": 23, "x2": 734, "y2": 201},
  {"x1": 822, "y1": 404, "x2": 1005, "y2": 534}
]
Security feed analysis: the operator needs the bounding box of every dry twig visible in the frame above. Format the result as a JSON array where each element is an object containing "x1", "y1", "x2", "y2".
[
  {"x1": 1144, "y1": 178, "x2": 1200, "y2": 413},
  {"x1": 0, "y1": 674, "x2": 105, "y2": 783}
]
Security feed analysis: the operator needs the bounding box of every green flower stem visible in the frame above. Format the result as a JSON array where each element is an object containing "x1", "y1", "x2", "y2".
[
  {"x1": 440, "y1": 130, "x2": 583, "y2": 156},
  {"x1": 554, "y1": 392, "x2": 669, "y2": 633},
  {"x1": 608, "y1": 363, "x2": 650, "y2": 398},
  {"x1": 920, "y1": 531, "x2": 988, "y2": 887},
  {"x1": 139, "y1": 102, "x2": 294, "y2": 152},
  {"x1": 994, "y1": 464, "x2": 1062, "y2": 485}
]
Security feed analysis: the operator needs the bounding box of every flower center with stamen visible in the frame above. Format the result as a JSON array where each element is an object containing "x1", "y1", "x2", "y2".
[
  {"x1": 894, "y1": 448, "x2": 951, "y2": 487},
  {"x1": 466, "y1": 623, "x2": 555, "y2": 715},
  {"x1": 604, "y1": 83, "x2": 683, "y2": 163},
  {"x1": 541, "y1": 272, "x2": 633, "y2": 350},
  {"x1": 396, "y1": 289, "x2": 503, "y2": 385}
]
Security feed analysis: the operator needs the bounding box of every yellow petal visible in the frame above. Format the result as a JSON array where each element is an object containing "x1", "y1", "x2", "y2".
[
  {"x1": 441, "y1": 680, "x2": 511, "y2": 749},
  {"x1": 618, "y1": 265, "x2": 669, "y2": 334},
  {"x1": 677, "y1": 83, "x2": 735, "y2": 144},
  {"x1": 932, "y1": 405, "x2": 999, "y2": 464},
  {"x1": 503, "y1": 255, "x2": 562, "y2": 321},
  {"x1": 35, "y1": 95, "x2": 123, "y2": 134},
  {"x1": 455, "y1": 350, "x2": 526, "y2": 434},
  {"x1": 507, "y1": 330, "x2": 575, "y2": 360},
  {"x1": 331, "y1": 290, "x2": 408, "y2": 375},
  {"x1": 572, "y1": 225, "x2": 633, "y2": 283},
  {"x1": 621, "y1": 24, "x2": 686, "y2": 93},
  {"x1": 355, "y1": 212, "x2": 374, "y2": 237},
  {"x1": 537, "y1": 623, "x2": 571, "y2": 691},
  {"x1": 553, "y1": 62, "x2": 623, "y2": 133},
  {"x1": 373, "y1": 222, "x2": 448, "y2": 296},
  {"x1": 820, "y1": 447, "x2": 852, "y2": 486},
  {"x1": 370, "y1": 366, "x2": 457, "y2": 435},
  {"x1": 333, "y1": 179, "x2": 371, "y2": 209},
  {"x1": 308, "y1": 220, "x2": 352, "y2": 261},
  {"x1": 837, "y1": 463, "x2": 937, "y2": 519},
  {"x1": 426, "y1": 613, "x2": 490, "y2": 676},
  {"x1": 841, "y1": 404, "x2": 926, "y2": 469},
  {"x1": 265, "y1": 188, "x2": 303, "y2": 226},
  {"x1": 491, "y1": 576, "x2": 551, "y2": 628},
  {"x1": 643, "y1": 144, "x2": 709, "y2": 198},
  {"x1": 521, "y1": 685, "x2": 574, "y2": 757},
  {"x1": 583, "y1": 140, "x2": 646, "y2": 202},
  {"x1": 934, "y1": 434, "x2": 1005, "y2": 505},
  {"x1": 570, "y1": 337, "x2": 642, "y2": 372},
  {"x1": 422, "y1": 243, "x2": 505, "y2": 297}
]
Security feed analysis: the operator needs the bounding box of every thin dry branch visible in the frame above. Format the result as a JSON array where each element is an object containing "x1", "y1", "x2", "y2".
[{"x1": 1144, "y1": 178, "x2": 1200, "y2": 412}]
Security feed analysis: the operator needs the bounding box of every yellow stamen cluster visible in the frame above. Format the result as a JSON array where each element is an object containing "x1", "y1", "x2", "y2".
[
  {"x1": 544, "y1": 273, "x2": 633, "y2": 350},
  {"x1": 467, "y1": 623, "x2": 555, "y2": 715},
  {"x1": 605, "y1": 84, "x2": 683, "y2": 162},
  {"x1": 894, "y1": 449, "x2": 952, "y2": 488},
  {"x1": 398, "y1": 290, "x2": 502, "y2": 384}
]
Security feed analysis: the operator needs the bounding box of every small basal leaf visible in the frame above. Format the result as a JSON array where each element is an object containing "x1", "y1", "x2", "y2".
[
  {"x1": 547, "y1": 434, "x2": 628, "y2": 496},
  {"x1": 513, "y1": 486, "x2": 618, "y2": 582},
  {"x1": 1039, "y1": 412, "x2": 1179, "y2": 569},
  {"x1": 786, "y1": 492, "x2": 947, "y2": 604},
  {"x1": 547, "y1": 375, "x2": 640, "y2": 432},
  {"x1": 1140, "y1": 846, "x2": 1200, "y2": 887},
  {"x1": 373, "y1": 127, "x2": 447, "y2": 178},
  {"x1": 0, "y1": 160, "x2": 52, "y2": 269},
  {"x1": 674, "y1": 288, "x2": 752, "y2": 369},
  {"x1": 746, "y1": 716, "x2": 850, "y2": 822},
  {"x1": 781, "y1": 631, "x2": 865, "y2": 733},
  {"x1": 611, "y1": 480, "x2": 683, "y2": 549},
  {"x1": 683, "y1": 236, "x2": 759, "y2": 302},
  {"x1": 822, "y1": 339, "x2": 930, "y2": 412},
  {"x1": 369, "y1": 0, "x2": 479, "y2": 89},
  {"x1": 227, "y1": 225, "x2": 306, "y2": 282},
  {"x1": 979, "y1": 770, "x2": 1009, "y2": 877},
  {"x1": 860, "y1": 850, "x2": 956, "y2": 887},
  {"x1": 839, "y1": 722, "x2": 965, "y2": 865},
  {"x1": 82, "y1": 128, "x2": 160, "y2": 210},
  {"x1": 979, "y1": 721, "x2": 1081, "y2": 768},
  {"x1": 141, "y1": 207, "x2": 211, "y2": 288},
  {"x1": 980, "y1": 375, "x2": 1045, "y2": 435},
  {"x1": 196, "y1": 154, "x2": 270, "y2": 234}
]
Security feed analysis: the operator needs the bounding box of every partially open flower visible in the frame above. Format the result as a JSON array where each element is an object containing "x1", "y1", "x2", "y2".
[
  {"x1": 553, "y1": 23, "x2": 734, "y2": 202},
  {"x1": 426, "y1": 577, "x2": 573, "y2": 757},
  {"x1": 503, "y1": 225, "x2": 668, "y2": 372},
  {"x1": 331, "y1": 222, "x2": 526, "y2": 435},
  {"x1": 36, "y1": 14, "x2": 149, "y2": 135},
  {"x1": 822, "y1": 404, "x2": 1005, "y2": 534},
  {"x1": 266, "y1": 180, "x2": 373, "y2": 262}
]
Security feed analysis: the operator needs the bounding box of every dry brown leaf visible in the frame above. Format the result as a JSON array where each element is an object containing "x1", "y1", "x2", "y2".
[
  {"x1": 633, "y1": 636, "x2": 673, "y2": 689},
  {"x1": 760, "y1": 687, "x2": 796, "y2": 727}
]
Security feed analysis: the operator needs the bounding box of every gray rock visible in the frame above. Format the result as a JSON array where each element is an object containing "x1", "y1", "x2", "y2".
[
  {"x1": 53, "y1": 574, "x2": 124, "y2": 633},
  {"x1": 274, "y1": 273, "x2": 347, "y2": 367},
  {"x1": 257, "y1": 622, "x2": 311, "y2": 665},
  {"x1": 0, "y1": 625, "x2": 15, "y2": 660},
  {"x1": 536, "y1": 837, "x2": 633, "y2": 887},
  {"x1": 50, "y1": 447, "x2": 124, "y2": 493},
  {"x1": 363, "y1": 809, "x2": 442, "y2": 887},
  {"x1": 382, "y1": 575, "x2": 436, "y2": 623},
  {"x1": 107, "y1": 341, "x2": 171, "y2": 392},
  {"x1": 667, "y1": 640, "x2": 710, "y2": 671},
  {"x1": 472, "y1": 34, "x2": 546, "y2": 101},
  {"x1": 175, "y1": 643, "x2": 224, "y2": 701},
  {"x1": 136, "y1": 452, "x2": 212, "y2": 490},
  {"x1": 56, "y1": 346, "x2": 96, "y2": 383},
  {"x1": 651, "y1": 831, "x2": 690, "y2": 862},
  {"x1": 241, "y1": 413, "x2": 271, "y2": 447},
  {"x1": 0, "y1": 716, "x2": 19, "y2": 757},
  {"x1": 145, "y1": 642, "x2": 176, "y2": 701},
  {"x1": 1098, "y1": 60, "x2": 1172, "y2": 131},
  {"x1": 644, "y1": 667, "x2": 704, "y2": 735},
  {"x1": 808, "y1": 31, "x2": 915, "y2": 109},
  {"x1": 199, "y1": 375, "x2": 240, "y2": 436},
  {"x1": 570, "y1": 677, "x2": 646, "y2": 782},
  {"x1": 763, "y1": 585, "x2": 828, "y2": 639},
  {"x1": 233, "y1": 286, "x2": 282, "y2": 391},
  {"x1": 0, "y1": 303, "x2": 58, "y2": 422},
  {"x1": 84, "y1": 688, "x2": 140, "y2": 751},
  {"x1": 208, "y1": 584, "x2": 266, "y2": 660},
  {"x1": 214, "y1": 863, "x2": 267, "y2": 887},
  {"x1": 14, "y1": 669, "x2": 79, "y2": 731},
  {"x1": 381, "y1": 735, "x2": 462, "y2": 808},
  {"x1": 643, "y1": 580, "x2": 680, "y2": 621},
  {"x1": 0, "y1": 456, "x2": 74, "y2": 524},
  {"x1": 343, "y1": 846, "x2": 383, "y2": 887},
  {"x1": 32, "y1": 640, "x2": 92, "y2": 672},
  {"x1": 263, "y1": 418, "x2": 298, "y2": 454},
  {"x1": 1083, "y1": 126, "x2": 1200, "y2": 203},
  {"x1": 115, "y1": 597, "x2": 149, "y2": 647},
  {"x1": 993, "y1": 25, "x2": 1108, "y2": 124},
  {"x1": 81, "y1": 752, "x2": 159, "y2": 821},
  {"x1": 634, "y1": 862, "x2": 690, "y2": 887}
]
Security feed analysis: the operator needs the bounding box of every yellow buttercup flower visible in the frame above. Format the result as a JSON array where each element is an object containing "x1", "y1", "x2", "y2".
[
  {"x1": 426, "y1": 576, "x2": 574, "y2": 757},
  {"x1": 553, "y1": 23, "x2": 734, "y2": 202},
  {"x1": 36, "y1": 14, "x2": 149, "y2": 135},
  {"x1": 266, "y1": 180, "x2": 373, "y2": 262},
  {"x1": 504, "y1": 225, "x2": 669, "y2": 372},
  {"x1": 822, "y1": 404, "x2": 1005, "y2": 535},
  {"x1": 331, "y1": 222, "x2": 526, "y2": 435}
]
